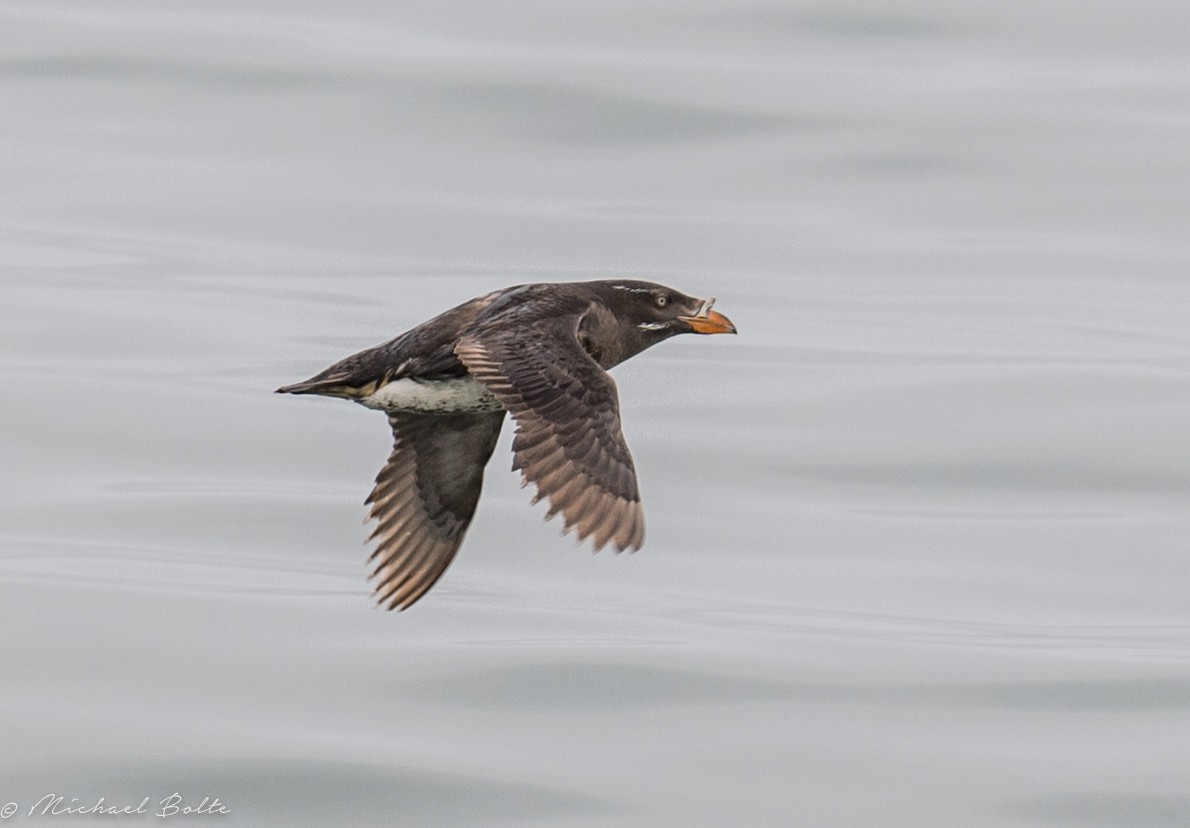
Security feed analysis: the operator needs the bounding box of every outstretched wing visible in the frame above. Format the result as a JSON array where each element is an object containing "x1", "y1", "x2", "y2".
[
  {"x1": 455, "y1": 315, "x2": 644, "y2": 552},
  {"x1": 367, "y1": 411, "x2": 504, "y2": 610}
]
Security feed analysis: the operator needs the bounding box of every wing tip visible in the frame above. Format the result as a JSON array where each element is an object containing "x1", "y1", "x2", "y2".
[{"x1": 539, "y1": 487, "x2": 645, "y2": 555}]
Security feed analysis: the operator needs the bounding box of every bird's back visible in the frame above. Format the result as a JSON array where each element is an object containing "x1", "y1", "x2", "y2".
[{"x1": 276, "y1": 291, "x2": 504, "y2": 398}]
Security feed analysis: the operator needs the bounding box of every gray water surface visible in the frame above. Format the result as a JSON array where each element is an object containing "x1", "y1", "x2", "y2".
[{"x1": 3, "y1": 2, "x2": 1189, "y2": 826}]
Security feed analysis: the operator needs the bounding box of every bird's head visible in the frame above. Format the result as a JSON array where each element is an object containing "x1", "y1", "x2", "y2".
[{"x1": 603, "y1": 280, "x2": 737, "y2": 343}]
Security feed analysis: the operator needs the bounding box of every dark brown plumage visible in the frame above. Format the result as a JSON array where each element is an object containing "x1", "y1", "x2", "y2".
[{"x1": 277, "y1": 280, "x2": 736, "y2": 610}]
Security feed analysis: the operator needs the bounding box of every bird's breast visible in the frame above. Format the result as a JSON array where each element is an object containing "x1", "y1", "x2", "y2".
[{"x1": 358, "y1": 376, "x2": 503, "y2": 414}]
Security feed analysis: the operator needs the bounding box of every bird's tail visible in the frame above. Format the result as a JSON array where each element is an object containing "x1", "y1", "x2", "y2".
[{"x1": 276, "y1": 372, "x2": 374, "y2": 399}]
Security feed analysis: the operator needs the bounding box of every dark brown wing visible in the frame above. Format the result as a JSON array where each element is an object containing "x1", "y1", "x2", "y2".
[
  {"x1": 366, "y1": 411, "x2": 504, "y2": 610},
  {"x1": 455, "y1": 316, "x2": 644, "y2": 552}
]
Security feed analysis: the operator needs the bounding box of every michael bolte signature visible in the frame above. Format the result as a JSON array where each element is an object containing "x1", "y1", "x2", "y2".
[{"x1": 1, "y1": 793, "x2": 229, "y2": 819}]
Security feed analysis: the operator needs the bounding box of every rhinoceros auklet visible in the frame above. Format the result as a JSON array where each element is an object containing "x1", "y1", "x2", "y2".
[{"x1": 277, "y1": 280, "x2": 736, "y2": 610}]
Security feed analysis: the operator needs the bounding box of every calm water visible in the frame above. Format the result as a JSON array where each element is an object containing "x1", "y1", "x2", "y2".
[{"x1": 3, "y1": 2, "x2": 1190, "y2": 826}]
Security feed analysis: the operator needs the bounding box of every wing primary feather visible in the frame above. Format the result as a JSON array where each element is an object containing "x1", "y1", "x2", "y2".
[{"x1": 361, "y1": 411, "x2": 503, "y2": 610}]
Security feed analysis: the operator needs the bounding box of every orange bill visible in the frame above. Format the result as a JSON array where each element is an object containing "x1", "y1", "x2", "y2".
[{"x1": 680, "y1": 309, "x2": 737, "y2": 335}]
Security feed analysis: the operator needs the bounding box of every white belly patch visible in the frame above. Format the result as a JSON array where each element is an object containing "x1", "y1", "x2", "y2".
[{"x1": 359, "y1": 376, "x2": 502, "y2": 414}]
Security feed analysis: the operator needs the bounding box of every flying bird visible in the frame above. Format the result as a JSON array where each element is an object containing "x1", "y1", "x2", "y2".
[{"x1": 277, "y1": 280, "x2": 736, "y2": 610}]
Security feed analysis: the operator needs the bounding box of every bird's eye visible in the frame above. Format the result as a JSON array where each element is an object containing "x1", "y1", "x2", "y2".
[{"x1": 655, "y1": 294, "x2": 668, "y2": 308}]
